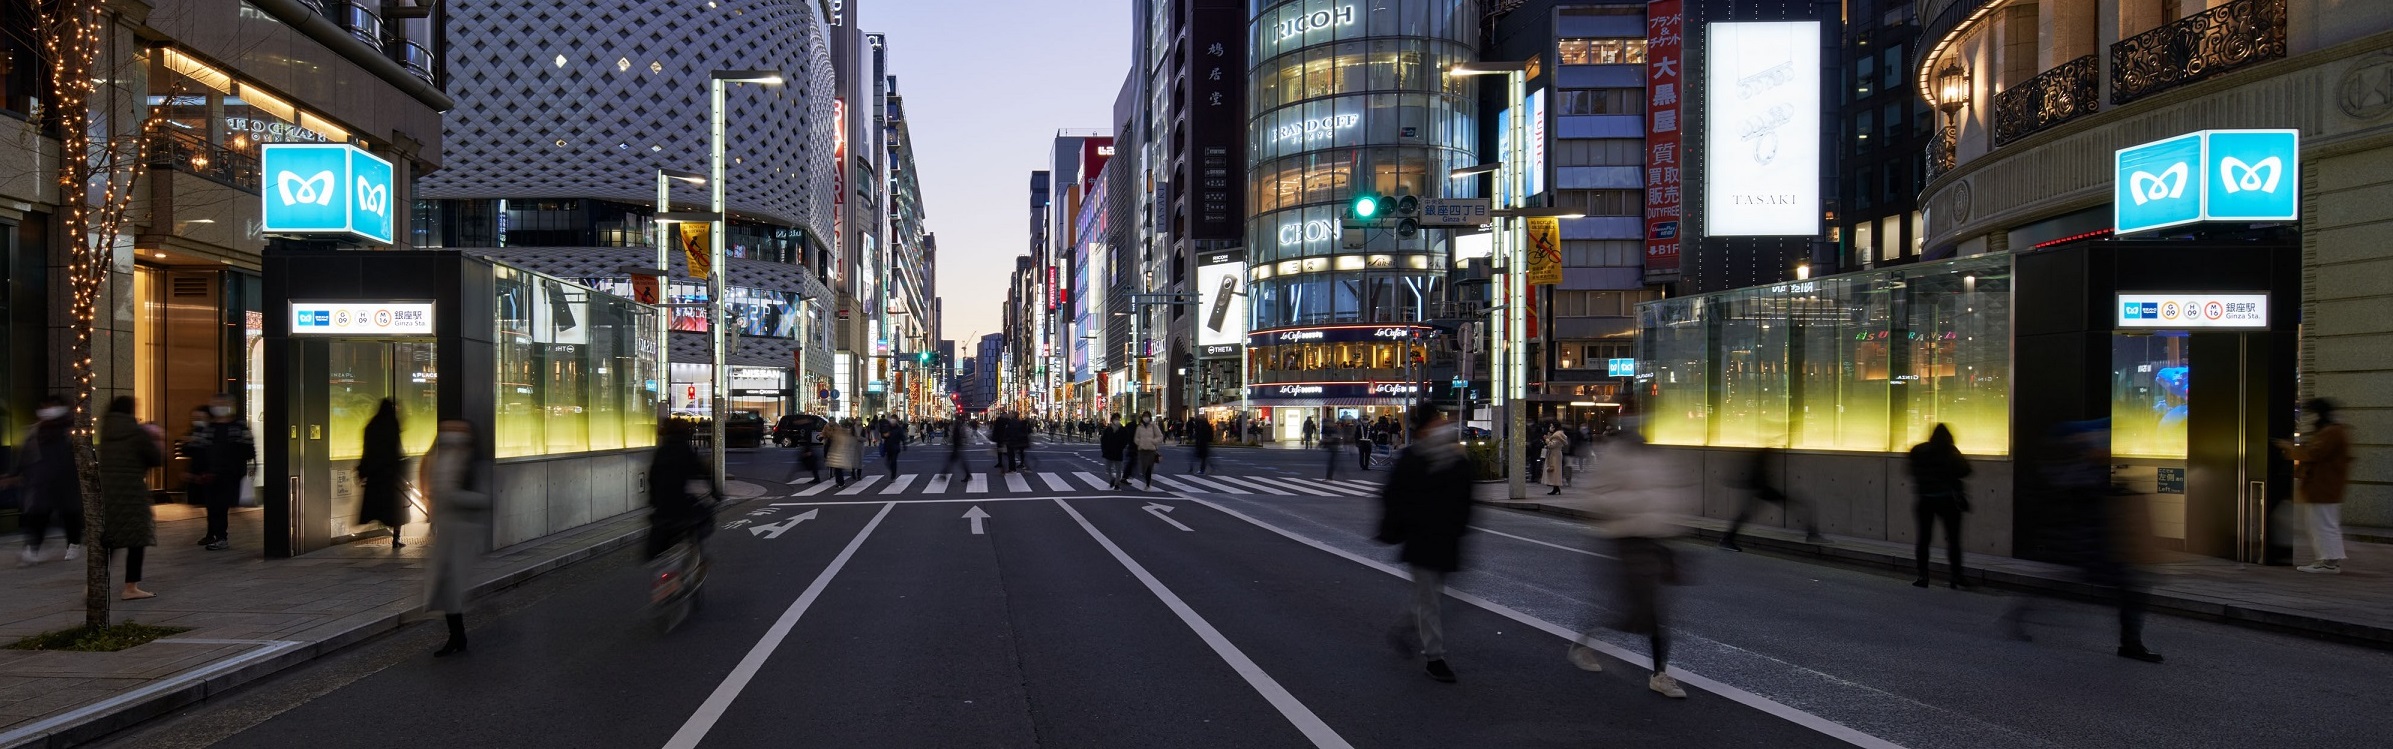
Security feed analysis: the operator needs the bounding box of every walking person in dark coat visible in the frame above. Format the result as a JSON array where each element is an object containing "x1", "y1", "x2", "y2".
[
  {"x1": 1321, "y1": 418, "x2": 1344, "y2": 480},
  {"x1": 1907, "y1": 424, "x2": 1973, "y2": 588},
  {"x1": 938, "y1": 417, "x2": 972, "y2": 478},
  {"x1": 356, "y1": 399, "x2": 410, "y2": 549},
  {"x1": 2002, "y1": 420, "x2": 2164, "y2": 663},
  {"x1": 1355, "y1": 420, "x2": 1375, "y2": 471},
  {"x1": 1187, "y1": 417, "x2": 1214, "y2": 474},
  {"x1": 1101, "y1": 417, "x2": 1133, "y2": 489},
  {"x1": 1719, "y1": 446, "x2": 1823, "y2": 551},
  {"x1": 1376, "y1": 403, "x2": 1475, "y2": 683},
  {"x1": 1574, "y1": 428, "x2": 1701, "y2": 698},
  {"x1": 98, "y1": 397, "x2": 162, "y2": 598},
  {"x1": 12, "y1": 396, "x2": 83, "y2": 565},
  {"x1": 190, "y1": 394, "x2": 255, "y2": 551}
]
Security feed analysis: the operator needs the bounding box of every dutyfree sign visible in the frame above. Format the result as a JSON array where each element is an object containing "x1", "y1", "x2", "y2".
[
  {"x1": 262, "y1": 143, "x2": 396, "y2": 244},
  {"x1": 2114, "y1": 129, "x2": 2299, "y2": 234}
]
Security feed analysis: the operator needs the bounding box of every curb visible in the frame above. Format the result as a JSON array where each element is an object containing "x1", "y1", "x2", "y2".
[
  {"x1": 1479, "y1": 498, "x2": 2393, "y2": 649},
  {"x1": 5, "y1": 519, "x2": 657, "y2": 749}
]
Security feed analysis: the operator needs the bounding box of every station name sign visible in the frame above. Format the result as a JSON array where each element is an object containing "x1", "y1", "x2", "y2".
[
  {"x1": 290, "y1": 301, "x2": 434, "y2": 336},
  {"x1": 2115, "y1": 293, "x2": 2269, "y2": 330}
]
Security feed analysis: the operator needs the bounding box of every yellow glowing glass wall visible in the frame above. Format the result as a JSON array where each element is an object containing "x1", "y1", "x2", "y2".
[
  {"x1": 2110, "y1": 334, "x2": 2189, "y2": 459},
  {"x1": 493, "y1": 267, "x2": 661, "y2": 459},
  {"x1": 1636, "y1": 254, "x2": 2010, "y2": 455}
]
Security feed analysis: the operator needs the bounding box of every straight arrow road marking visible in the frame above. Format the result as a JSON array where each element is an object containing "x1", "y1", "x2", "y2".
[
  {"x1": 745, "y1": 509, "x2": 818, "y2": 539},
  {"x1": 1053, "y1": 499, "x2": 1351, "y2": 748},
  {"x1": 662, "y1": 502, "x2": 894, "y2": 749},
  {"x1": 1143, "y1": 503, "x2": 1194, "y2": 532},
  {"x1": 963, "y1": 505, "x2": 989, "y2": 534},
  {"x1": 881, "y1": 474, "x2": 918, "y2": 494}
]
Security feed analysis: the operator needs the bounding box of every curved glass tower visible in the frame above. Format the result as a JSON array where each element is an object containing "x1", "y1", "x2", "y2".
[{"x1": 1243, "y1": 0, "x2": 1478, "y2": 428}]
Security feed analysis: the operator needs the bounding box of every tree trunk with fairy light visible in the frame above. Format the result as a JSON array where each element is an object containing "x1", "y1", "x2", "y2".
[{"x1": 37, "y1": 0, "x2": 158, "y2": 629}]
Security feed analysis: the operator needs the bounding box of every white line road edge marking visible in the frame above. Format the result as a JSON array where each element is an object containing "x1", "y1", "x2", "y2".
[
  {"x1": 0, "y1": 639, "x2": 303, "y2": 747},
  {"x1": 1183, "y1": 497, "x2": 1907, "y2": 749},
  {"x1": 661, "y1": 501, "x2": 896, "y2": 749},
  {"x1": 1052, "y1": 499, "x2": 1354, "y2": 749},
  {"x1": 1471, "y1": 525, "x2": 1619, "y2": 561},
  {"x1": 835, "y1": 475, "x2": 884, "y2": 495}
]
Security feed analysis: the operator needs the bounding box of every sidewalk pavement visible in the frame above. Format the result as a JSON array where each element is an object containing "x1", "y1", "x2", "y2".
[
  {"x1": 1476, "y1": 483, "x2": 2393, "y2": 648},
  {"x1": 0, "y1": 480, "x2": 770, "y2": 749}
]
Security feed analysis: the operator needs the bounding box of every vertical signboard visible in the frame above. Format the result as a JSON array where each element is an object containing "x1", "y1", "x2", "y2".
[
  {"x1": 1703, "y1": 21, "x2": 1822, "y2": 237},
  {"x1": 1526, "y1": 217, "x2": 1563, "y2": 285},
  {"x1": 1527, "y1": 87, "x2": 1547, "y2": 198},
  {"x1": 1644, "y1": 0, "x2": 1684, "y2": 272},
  {"x1": 678, "y1": 222, "x2": 712, "y2": 279},
  {"x1": 1192, "y1": 0, "x2": 1247, "y2": 239},
  {"x1": 1195, "y1": 250, "x2": 1248, "y2": 355},
  {"x1": 832, "y1": 98, "x2": 847, "y2": 287}
]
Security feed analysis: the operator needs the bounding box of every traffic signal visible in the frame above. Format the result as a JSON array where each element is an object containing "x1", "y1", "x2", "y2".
[
  {"x1": 1393, "y1": 194, "x2": 1421, "y2": 239},
  {"x1": 1349, "y1": 191, "x2": 1383, "y2": 220},
  {"x1": 917, "y1": 351, "x2": 932, "y2": 365}
]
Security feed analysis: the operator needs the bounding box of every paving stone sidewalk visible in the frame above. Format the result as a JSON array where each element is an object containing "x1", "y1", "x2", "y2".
[
  {"x1": 0, "y1": 480, "x2": 769, "y2": 749},
  {"x1": 1477, "y1": 484, "x2": 2393, "y2": 647}
]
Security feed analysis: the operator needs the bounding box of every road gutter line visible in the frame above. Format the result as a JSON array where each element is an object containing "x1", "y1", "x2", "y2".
[
  {"x1": 0, "y1": 640, "x2": 303, "y2": 747},
  {"x1": 661, "y1": 501, "x2": 897, "y2": 749},
  {"x1": 1185, "y1": 497, "x2": 1906, "y2": 749},
  {"x1": 1052, "y1": 499, "x2": 1355, "y2": 749}
]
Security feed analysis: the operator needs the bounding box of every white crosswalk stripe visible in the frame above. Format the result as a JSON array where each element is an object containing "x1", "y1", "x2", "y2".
[
  {"x1": 881, "y1": 474, "x2": 917, "y2": 494},
  {"x1": 1146, "y1": 475, "x2": 1204, "y2": 493},
  {"x1": 1039, "y1": 472, "x2": 1074, "y2": 492},
  {"x1": 1169, "y1": 474, "x2": 1250, "y2": 495},
  {"x1": 924, "y1": 473, "x2": 951, "y2": 493},
  {"x1": 836, "y1": 475, "x2": 883, "y2": 495},
  {"x1": 1202, "y1": 475, "x2": 1288, "y2": 494},
  {"x1": 1072, "y1": 472, "x2": 1113, "y2": 491},
  {"x1": 1004, "y1": 473, "x2": 1033, "y2": 493},
  {"x1": 966, "y1": 473, "x2": 990, "y2": 493},
  {"x1": 1254, "y1": 476, "x2": 1374, "y2": 497},
  {"x1": 793, "y1": 478, "x2": 840, "y2": 497}
]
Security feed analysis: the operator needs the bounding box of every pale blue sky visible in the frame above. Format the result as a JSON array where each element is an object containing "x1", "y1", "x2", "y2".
[{"x1": 861, "y1": 0, "x2": 1132, "y2": 347}]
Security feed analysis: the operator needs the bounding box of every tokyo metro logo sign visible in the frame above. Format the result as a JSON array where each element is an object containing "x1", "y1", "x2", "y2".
[
  {"x1": 2114, "y1": 130, "x2": 2299, "y2": 235},
  {"x1": 262, "y1": 143, "x2": 396, "y2": 245}
]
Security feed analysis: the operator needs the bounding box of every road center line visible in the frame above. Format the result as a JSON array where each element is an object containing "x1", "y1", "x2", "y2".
[
  {"x1": 1183, "y1": 497, "x2": 1906, "y2": 749},
  {"x1": 1052, "y1": 499, "x2": 1355, "y2": 749},
  {"x1": 662, "y1": 501, "x2": 896, "y2": 749},
  {"x1": 1470, "y1": 525, "x2": 1619, "y2": 560}
]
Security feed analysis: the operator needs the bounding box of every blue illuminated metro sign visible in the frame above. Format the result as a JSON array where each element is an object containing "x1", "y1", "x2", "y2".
[
  {"x1": 261, "y1": 143, "x2": 395, "y2": 245},
  {"x1": 2114, "y1": 129, "x2": 2298, "y2": 235}
]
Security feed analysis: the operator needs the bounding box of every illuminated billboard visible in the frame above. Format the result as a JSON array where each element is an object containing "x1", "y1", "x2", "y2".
[
  {"x1": 1195, "y1": 250, "x2": 1247, "y2": 355},
  {"x1": 1704, "y1": 21, "x2": 1821, "y2": 237}
]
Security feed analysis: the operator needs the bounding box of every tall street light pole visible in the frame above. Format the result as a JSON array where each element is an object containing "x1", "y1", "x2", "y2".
[
  {"x1": 709, "y1": 69, "x2": 785, "y2": 489},
  {"x1": 654, "y1": 169, "x2": 705, "y2": 422}
]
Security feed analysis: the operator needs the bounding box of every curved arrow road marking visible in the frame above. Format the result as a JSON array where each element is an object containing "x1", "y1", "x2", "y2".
[{"x1": 1143, "y1": 502, "x2": 1194, "y2": 532}]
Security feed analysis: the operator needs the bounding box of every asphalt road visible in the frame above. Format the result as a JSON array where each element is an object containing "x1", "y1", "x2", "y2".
[{"x1": 93, "y1": 434, "x2": 2393, "y2": 748}]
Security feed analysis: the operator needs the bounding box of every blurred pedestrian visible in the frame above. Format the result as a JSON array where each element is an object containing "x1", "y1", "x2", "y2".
[
  {"x1": 1101, "y1": 416, "x2": 1132, "y2": 489},
  {"x1": 1006, "y1": 412, "x2": 1033, "y2": 473},
  {"x1": 1188, "y1": 417, "x2": 1214, "y2": 474},
  {"x1": 647, "y1": 420, "x2": 719, "y2": 560},
  {"x1": 12, "y1": 396, "x2": 82, "y2": 565},
  {"x1": 2277, "y1": 398, "x2": 2352, "y2": 574},
  {"x1": 1355, "y1": 420, "x2": 1375, "y2": 471},
  {"x1": 356, "y1": 399, "x2": 409, "y2": 549},
  {"x1": 2004, "y1": 420, "x2": 2163, "y2": 663},
  {"x1": 1302, "y1": 417, "x2": 1318, "y2": 449},
  {"x1": 824, "y1": 419, "x2": 859, "y2": 487},
  {"x1": 99, "y1": 396, "x2": 162, "y2": 599},
  {"x1": 1376, "y1": 403, "x2": 1474, "y2": 683},
  {"x1": 1573, "y1": 427, "x2": 1700, "y2": 698},
  {"x1": 1133, "y1": 413, "x2": 1165, "y2": 490},
  {"x1": 421, "y1": 419, "x2": 489, "y2": 657},
  {"x1": 880, "y1": 418, "x2": 905, "y2": 477},
  {"x1": 1541, "y1": 427, "x2": 1571, "y2": 495},
  {"x1": 1907, "y1": 424, "x2": 1973, "y2": 588},
  {"x1": 939, "y1": 417, "x2": 971, "y2": 478},
  {"x1": 784, "y1": 413, "x2": 825, "y2": 483},
  {"x1": 1321, "y1": 418, "x2": 1344, "y2": 480},
  {"x1": 1720, "y1": 446, "x2": 1822, "y2": 551},
  {"x1": 190, "y1": 394, "x2": 255, "y2": 551}
]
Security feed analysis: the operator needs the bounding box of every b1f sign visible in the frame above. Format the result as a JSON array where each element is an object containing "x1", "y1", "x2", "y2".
[
  {"x1": 262, "y1": 143, "x2": 396, "y2": 245},
  {"x1": 2114, "y1": 129, "x2": 2298, "y2": 235}
]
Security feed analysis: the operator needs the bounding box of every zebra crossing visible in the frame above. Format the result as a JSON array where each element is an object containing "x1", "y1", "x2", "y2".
[{"x1": 776, "y1": 470, "x2": 1381, "y2": 499}]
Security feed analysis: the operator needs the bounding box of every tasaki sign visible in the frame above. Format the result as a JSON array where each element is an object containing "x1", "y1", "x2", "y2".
[
  {"x1": 262, "y1": 143, "x2": 396, "y2": 245},
  {"x1": 2114, "y1": 129, "x2": 2299, "y2": 235}
]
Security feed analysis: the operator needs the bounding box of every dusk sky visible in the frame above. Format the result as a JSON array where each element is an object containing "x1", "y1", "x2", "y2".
[{"x1": 861, "y1": 0, "x2": 1132, "y2": 349}]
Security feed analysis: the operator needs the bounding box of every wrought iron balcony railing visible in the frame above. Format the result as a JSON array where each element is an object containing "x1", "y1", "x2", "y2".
[
  {"x1": 2111, "y1": 0, "x2": 2285, "y2": 106},
  {"x1": 1926, "y1": 126, "x2": 1957, "y2": 183},
  {"x1": 1993, "y1": 55, "x2": 2099, "y2": 146}
]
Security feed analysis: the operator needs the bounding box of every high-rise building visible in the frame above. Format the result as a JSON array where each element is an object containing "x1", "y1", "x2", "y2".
[
  {"x1": 418, "y1": 0, "x2": 840, "y2": 423},
  {"x1": 1839, "y1": 0, "x2": 1928, "y2": 269}
]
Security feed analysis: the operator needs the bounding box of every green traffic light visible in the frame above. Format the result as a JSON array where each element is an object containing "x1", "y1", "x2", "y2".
[{"x1": 1353, "y1": 194, "x2": 1379, "y2": 218}]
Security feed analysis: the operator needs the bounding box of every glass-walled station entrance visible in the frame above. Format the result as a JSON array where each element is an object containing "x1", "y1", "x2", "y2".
[
  {"x1": 1637, "y1": 240, "x2": 2297, "y2": 563},
  {"x1": 264, "y1": 249, "x2": 659, "y2": 557}
]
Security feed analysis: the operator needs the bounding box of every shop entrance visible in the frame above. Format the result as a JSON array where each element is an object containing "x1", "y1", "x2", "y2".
[
  {"x1": 2015, "y1": 240, "x2": 2297, "y2": 564},
  {"x1": 283, "y1": 338, "x2": 437, "y2": 552}
]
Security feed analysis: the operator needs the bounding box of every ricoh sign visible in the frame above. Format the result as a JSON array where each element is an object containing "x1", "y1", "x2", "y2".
[{"x1": 1275, "y1": 5, "x2": 1356, "y2": 41}]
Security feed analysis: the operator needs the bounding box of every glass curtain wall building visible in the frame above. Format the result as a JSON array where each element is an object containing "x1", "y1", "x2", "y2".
[{"x1": 1244, "y1": 0, "x2": 1478, "y2": 426}]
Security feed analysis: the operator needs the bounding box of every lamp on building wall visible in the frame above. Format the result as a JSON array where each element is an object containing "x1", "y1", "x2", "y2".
[{"x1": 1930, "y1": 58, "x2": 1972, "y2": 178}]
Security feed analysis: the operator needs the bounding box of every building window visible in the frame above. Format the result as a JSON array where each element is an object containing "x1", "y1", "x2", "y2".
[
  {"x1": 1854, "y1": 53, "x2": 1875, "y2": 98},
  {"x1": 1557, "y1": 38, "x2": 1647, "y2": 65},
  {"x1": 1556, "y1": 88, "x2": 1643, "y2": 115},
  {"x1": 1553, "y1": 190, "x2": 1641, "y2": 216},
  {"x1": 1854, "y1": 111, "x2": 1875, "y2": 150}
]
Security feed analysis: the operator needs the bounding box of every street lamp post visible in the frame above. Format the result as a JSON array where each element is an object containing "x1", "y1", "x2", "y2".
[
  {"x1": 708, "y1": 69, "x2": 785, "y2": 489},
  {"x1": 654, "y1": 168, "x2": 705, "y2": 422}
]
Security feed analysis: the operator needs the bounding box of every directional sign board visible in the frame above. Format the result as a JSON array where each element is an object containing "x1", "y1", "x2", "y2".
[{"x1": 1420, "y1": 198, "x2": 1491, "y2": 226}]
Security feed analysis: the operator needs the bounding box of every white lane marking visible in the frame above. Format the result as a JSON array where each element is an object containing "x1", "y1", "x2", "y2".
[
  {"x1": 963, "y1": 505, "x2": 990, "y2": 534},
  {"x1": 1144, "y1": 502, "x2": 1195, "y2": 532},
  {"x1": 1169, "y1": 474, "x2": 1250, "y2": 494},
  {"x1": 772, "y1": 495, "x2": 1157, "y2": 506},
  {"x1": 881, "y1": 474, "x2": 918, "y2": 494},
  {"x1": 1472, "y1": 525, "x2": 1618, "y2": 560},
  {"x1": 661, "y1": 502, "x2": 896, "y2": 749},
  {"x1": 1184, "y1": 497, "x2": 1909, "y2": 749},
  {"x1": 1206, "y1": 475, "x2": 1295, "y2": 495},
  {"x1": 835, "y1": 475, "x2": 883, "y2": 495},
  {"x1": 966, "y1": 473, "x2": 990, "y2": 493},
  {"x1": 925, "y1": 473, "x2": 951, "y2": 493},
  {"x1": 1004, "y1": 472, "x2": 1033, "y2": 493},
  {"x1": 1244, "y1": 476, "x2": 1371, "y2": 497},
  {"x1": 1039, "y1": 472, "x2": 1075, "y2": 492},
  {"x1": 793, "y1": 478, "x2": 841, "y2": 497},
  {"x1": 1073, "y1": 471, "x2": 1114, "y2": 491},
  {"x1": 1053, "y1": 499, "x2": 1354, "y2": 749},
  {"x1": 1147, "y1": 474, "x2": 1205, "y2": 493},
  {"x1": 0, "y1": 640, "x2": 303, "y2": 747}
]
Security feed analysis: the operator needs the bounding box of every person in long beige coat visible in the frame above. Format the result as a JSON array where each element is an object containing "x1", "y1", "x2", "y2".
[
  {"x1": 421, "y1": 420, "x2": 490, "y2": 656},
  {"x1": 1540, "y1": 428, "x2": 1571, "y2": 495},
  {"x1": 2277, "y1": 398, "x2": 2353, "y2": 574}
]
